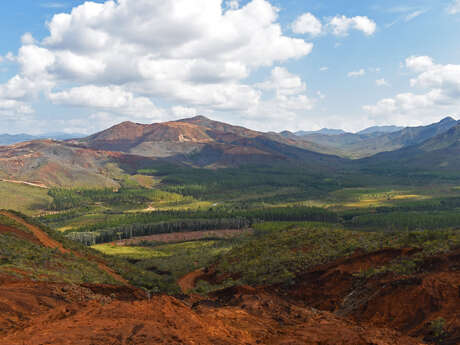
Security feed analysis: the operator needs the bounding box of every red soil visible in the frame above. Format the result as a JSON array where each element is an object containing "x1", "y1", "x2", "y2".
[
  {"x1": 0, "y1": 211, "x2": 128, "y2": 285},
  {"x1": 0, "y1": 224, "x2": 41, "y2": 245},
  {"x1": 0, "y1": 211, "x2": 69, "y2": 254},
  {"x1": 178, "y1": 268, "x2": 206, "y2": 293},
  {"x1": 1, "y1": 213, "x2": 458, "y2": 344},
  {"x1": 117, "y1": 228, "x2": 252, "y2": 245},
  {"x1": 0, "y1": 277, "x2": 424, "y2": 345},
  {"x1": 280, "y1": 248, "x2": 460, "y2": 343}
]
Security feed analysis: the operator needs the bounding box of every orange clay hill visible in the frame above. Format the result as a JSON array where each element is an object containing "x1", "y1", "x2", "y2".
[
  {"x1": 0, "y1": 116, "x2": 340, "y2": 188},
  {"x1": 73, "y1": 115, "x2": 341, "y2": 167},
  {"x1": 1, "y1": 116, "x2": 460, "y2": 189},
  {"x1": 3, "y1": 210, "x2": 459, "y2": 344}
]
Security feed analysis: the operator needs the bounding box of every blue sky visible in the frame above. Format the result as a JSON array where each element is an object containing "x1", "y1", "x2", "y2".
[{"x1": 0, "y1": 0, "x2": 459, "y2": 134}]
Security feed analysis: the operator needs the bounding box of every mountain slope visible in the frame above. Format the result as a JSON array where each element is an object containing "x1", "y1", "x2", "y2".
[
  {"x1": 0, "y1": 140, "x2": 134, "y2": 187},
  {"x1": 75, "y1": 116, "x2": 344, "y2": 168},
  {"x1": 0, "y1": 117, "x2": 344, "y2": 188},
  {"x1": 0, "y1": 210, "x2": 127, "y2": 285},
  {"x1": 357, "y1": 125, "x2": 404, "y2": 135},
  {"x1": 361, "y1": 122, "x2": 460, "y2": 172},
  {"x1": 295, "y1": 117, "x2": 458, "y2": 158},
  {"x1": 0, "y1": 213, "x2": 425, "y2": 345}
]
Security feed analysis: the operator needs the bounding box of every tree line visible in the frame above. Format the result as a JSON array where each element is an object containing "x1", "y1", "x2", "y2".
[
  {"x1": 67, "y1": 218, "x2": 250, "y2": 245},
  {"x1": 68, "y1": 206, "x2": 340, "y2": 233}
]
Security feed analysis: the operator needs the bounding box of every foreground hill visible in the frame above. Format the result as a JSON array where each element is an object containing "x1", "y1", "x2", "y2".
[
  {"x1": 0, "y1": 210, "x2": 128, "y2": 285},
  {"x1": 0, "y1": 214, "x2": 428, "y2": 345},
  {"x1": 75, "y1": 115, "x2": 342, "y2": 168},
  {"x1": 294, "y1": 117, "x2": 458, "y2": 158}
]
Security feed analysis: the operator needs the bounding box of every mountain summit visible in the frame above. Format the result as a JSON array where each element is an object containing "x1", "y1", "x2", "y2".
[{"x1": 74, "y1": 116, "x2": 340, "y2": 166}]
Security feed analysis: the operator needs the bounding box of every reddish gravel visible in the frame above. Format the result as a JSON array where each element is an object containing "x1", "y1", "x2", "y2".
[
  {"x1": 178, "y1": 269, "x2": 206, "y2": 293},
  {"x1": 2, "y1": 213, "x2": 459, "y2": 344},
  {"x1": 117, "y1": 228, "x2": 252, "y2": 245},
  {"x1": 0, "y1": 277, "x2": 424, "y2": 345}
]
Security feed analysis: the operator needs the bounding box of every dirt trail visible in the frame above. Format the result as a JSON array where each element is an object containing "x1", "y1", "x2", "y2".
[
  {"x1": 93, "y1": 261, "x2": 129, "y2": 285},
  {"x1": 0, "y1": 211, "x2": 69, "y2": 254},
  {"x1": 0, "y1": 179, "x2": 48, "y2": 189},
  {"x1": 178, "y1": 269, "x2": 205, "y2": 293},
  {"x1": 0, "y1": 211, "x2": 128, "y2": 285},
  {"x1": 0, "y1": 224, "x2": 41, "y2": 245}
]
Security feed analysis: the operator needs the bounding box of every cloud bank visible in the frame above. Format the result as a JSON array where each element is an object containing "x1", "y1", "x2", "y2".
[{"x1": 0, "y1": 0, "x2": 315, "y2": 130}]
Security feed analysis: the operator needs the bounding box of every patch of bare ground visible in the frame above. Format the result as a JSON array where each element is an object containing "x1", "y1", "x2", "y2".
[
  {"x1": 116, "y1": 228, "x2": 252, "y2": 245},
  {"x1": 0, "y1": 276, "x2": 424, "y2": 345},
  {"x1": 178, "y1": 269, "x2": 206, "y2": 293}
]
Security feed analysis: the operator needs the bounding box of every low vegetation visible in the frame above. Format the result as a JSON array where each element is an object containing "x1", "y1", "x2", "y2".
[
  {"x1": 209, "y1": 222, "x2": 460, "y2": 288},
  {"x1": 0, "y1": 181, "x2": 52, "y2": 215},
  {"x1": 94, "y1": 238, "x2": 241, "y2": 288}
]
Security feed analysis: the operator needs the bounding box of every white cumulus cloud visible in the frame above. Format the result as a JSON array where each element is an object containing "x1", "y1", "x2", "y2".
[
  {"x1": 0, "y1": 0, "x2": 314, "y2": 126},
  {"x1": 0, "y1": 99, "x2": 34, "y2": 117},
  {"x1": 49, "y1": 85, "x2": 163, "y2": 119},
  {"x1": 21, "y1": 33, "x2": 36, "y2": 45},
  {"x1": 328, "y1": 15, "x2": 377, "y2": 36},
  {"x1": 171, "y1": 106, "x2": 198, "y2": 118},
  {"x1": 291, "y1": 12, "x2": 322, "y2": 36},
  {"x1": 249, "y1": 67, "x2": 314, "y2": 128},
  {"x1": 364, "y1": 56, "x2": 460, "y2": 124},
  {"x1": 256, "y1": 66, "x2": 306, "y2": 96}
]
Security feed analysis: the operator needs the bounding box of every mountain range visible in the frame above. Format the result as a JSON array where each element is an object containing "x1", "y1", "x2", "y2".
[
  {"x1": 0, "y1": 133, "x2": 85, "y2": 146},
  {"x1": 290, "y1": 116, "x2": 458, "y2": 158},
  {"x1": 71, "y1": 115, "x2": 341, "y2": 168},
  {"x1": 362, "y1": 121, "x2": 460, "y2": 172},
  {"x1": 357, "y1": 125, "x2": 404, "y2": 135},
  {"x1": 0, "y1": 115, "x2": 458, "y2": 187},
  {"x1": 294, "y1": 128, "x2": 347, "y2": 136}
]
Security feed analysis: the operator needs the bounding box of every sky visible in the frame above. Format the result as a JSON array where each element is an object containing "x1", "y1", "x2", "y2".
[{"x1": 0, "y1": 0, "x2": 459, "y2": 135}]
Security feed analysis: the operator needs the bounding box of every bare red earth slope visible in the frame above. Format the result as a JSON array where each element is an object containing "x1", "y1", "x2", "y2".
[{"x1": 0, "y1": 212, "x2": 440, "y2": 345}]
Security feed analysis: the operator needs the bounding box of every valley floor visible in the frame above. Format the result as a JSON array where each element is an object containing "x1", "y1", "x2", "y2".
[{"x1": 1, "y1": 212, "x2": 460, "y2": 344}]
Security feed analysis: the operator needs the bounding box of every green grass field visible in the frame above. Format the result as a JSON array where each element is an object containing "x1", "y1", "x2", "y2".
[
  {"x1": 0, "y1": 182, "x2": 52, "y2": 215},
  {"x1": 7, "y1": 163, "x2": 458, "y2": 296},
  {"x1": 92, "y1": 244, "x2": 171, "y2": 259},
  {"x1": 93, "y1": 238, "x2": 241, "y2": 285}
]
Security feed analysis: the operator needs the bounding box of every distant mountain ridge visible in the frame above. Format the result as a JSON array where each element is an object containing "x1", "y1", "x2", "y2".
[
  {"x1": 0, "y1": 132, "x2": 85, "y2": 146},
  {"x1": 0, "y1": 134, "x2": 37, "y2": 146},
  {"x1": 362, "y1": 121, "x2": 460, "y2": 171},
  {"x1": 0, "y1": 115, "x2": 458, "y2": 187},
  {"x1": 291, "y1": 117, "x2": 458, "y2": 158},
  {"x1": 357, "y1": 125, "x2": 404, "y2": 135},
  {"x1": 295, "y1": 128, "x2": 347, "y2": 136},
  {"x1": 288, "y1": 125, "x2": 403, "y2": 138}
]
